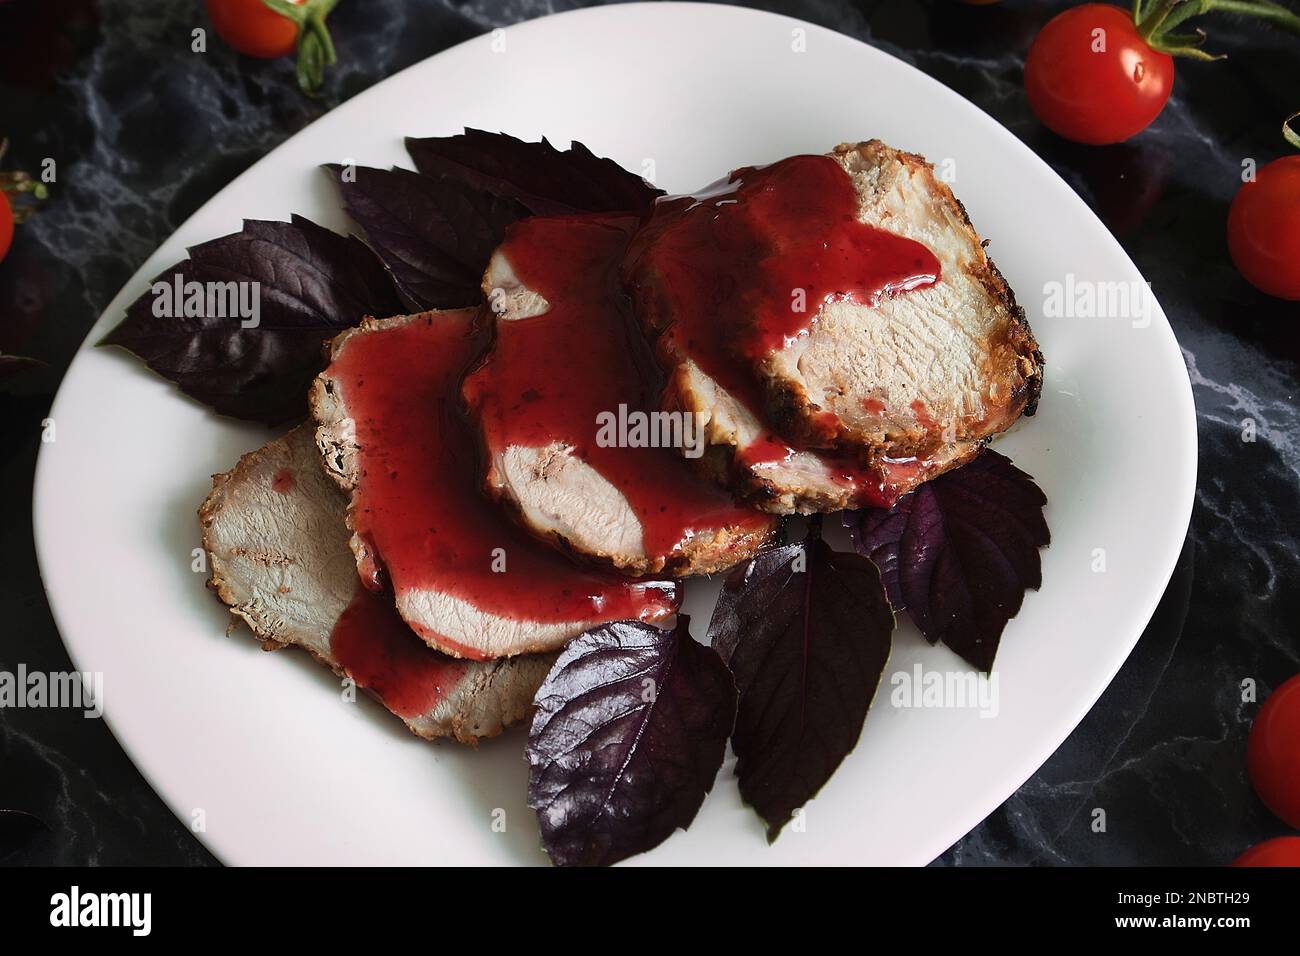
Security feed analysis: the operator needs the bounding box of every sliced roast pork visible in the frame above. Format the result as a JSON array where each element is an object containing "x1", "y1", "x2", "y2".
[
  {"x1": 463, "y1": 215, "x2": 778, "y2": 576},
  {"x1": 309, "y1": 308, "x2": 678, "y2": 660},
  {"x1": 199, "y1": 426, "x2": 552, "y2": 744},
  {"x1": 623, "y1": 140, "x2": 1043, "y2": 512}
]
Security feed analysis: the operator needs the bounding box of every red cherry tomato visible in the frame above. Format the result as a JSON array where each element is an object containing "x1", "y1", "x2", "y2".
[
  {"x1": 0, "y1": 191, "x2": 12, "y2": 263},
  {"x1": 1248, "y1": 673, "x2": 1300, "y2": 827},
  {"x1": 206, "y1": 0, "x2": 303, "y2": 60},
  {"x1": 1232, "y1": 836, "x2": 1300, "y2": 867},
  {"x1": 1024, "y1": 4, "x2": 1174, "y2": 145},
  {"x1": 1228, "y1": 156, "x2": 1300, "y2": 301}
]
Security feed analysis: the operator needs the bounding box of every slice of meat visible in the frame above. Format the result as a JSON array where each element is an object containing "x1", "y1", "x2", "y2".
[
  {"x1": 766, "y1": 143, "x2": 1042, "y2": 454},
  {"x1": 463, "y1": 214, "x2": 779, "y2": 576},
  {"x1": 665, "y1": 356, "x2": 984, "y2": 514},
  {"x1": 623, "y1": 141, "x2": 1042, "y2": 510},
  {"x1": 309, "y1": 308, "x2": 678, "y2": 660},
  {"x1": 199, "y1": 426, "x2": 553, "y2": 745}
]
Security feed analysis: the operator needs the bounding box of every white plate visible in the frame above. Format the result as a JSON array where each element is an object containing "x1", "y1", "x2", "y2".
[{"x1": 33, "y1": 3, "x2": 1196, "y2": 866}]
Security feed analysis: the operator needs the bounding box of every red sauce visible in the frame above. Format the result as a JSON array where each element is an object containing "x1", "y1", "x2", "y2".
[
  {"x1": 735, "y1": 432, "x2": 895, "y2": 507},
  {"x1": 463, "y1": 215, "x2": 771, "y2": 562},
  {"x1": 271, "y1": 468, "x2": 296, "y2": 494},
  {"x1": 325, "y1": 309, "x2": 677, "y2": 656},
  {"x1": 628, "y1": 154, "x2": 939, "y2": 367},
  {"x1": 624, "y1": 154, "x2": 942, "y2": 506},
  {"x1": 910, "y1": 400, "x2": 939, "y2": 431},
  {"x1": 329, "y1": 583, "x2": 467, "y2": 719},
  {"x1": 861, "y1": 397, "x2": 887, "y2": 415}
]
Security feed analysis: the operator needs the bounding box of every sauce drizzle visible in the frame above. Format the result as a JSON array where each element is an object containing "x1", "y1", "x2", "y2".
[
  {"x1": 325, "y1": 310, "x2": 677, "y2": 641},
  {"x1": 464, "y1": 215, "x2": 772, "y2": 562},
  {"x1": 329, "y1": 583, "x2": 467, "y2": 719},
  {"x1": 624, "y1": 154, "x2": 943, "y2": 505}
]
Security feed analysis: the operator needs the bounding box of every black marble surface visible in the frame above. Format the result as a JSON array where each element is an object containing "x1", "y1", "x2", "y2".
[{"x1": 0, "y1": 0, "x2": 1296, "y2": 867}]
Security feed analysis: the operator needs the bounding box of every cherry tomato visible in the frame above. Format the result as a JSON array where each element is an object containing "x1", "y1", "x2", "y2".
[
  {"x1": 0, "y1": 190, "x2": 13, "y2": 264},
  {"x1": 1247, "y1": 673, "x2": 1300, "y2": 827},
  {"x1": 1232, "y1": 836, "x2": 1300, "y2": 867},
  {"x1": 206, "y1": 0, "x2": 303, "y2": 60},
  {"x1": 1228, "y1": 156, "x2": 1300, "y2": 301},
  {"x1": 1024, "y1": 4, "x2": 1174, "y2": 145}
]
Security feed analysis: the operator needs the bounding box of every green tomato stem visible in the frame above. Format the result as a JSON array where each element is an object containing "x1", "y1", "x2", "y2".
[
  {"x1": 1138, "y1": 0, "x2": 1183, "y2": 41},
  {"x1": 1170, "y1": 0, "x2": 1300, "y2": 32},
  {"x1": 1139, "y1": 0, "x2": 1300, "y2": 58},
  {"x1": 0, "y1": 142, "x2": 50, "y2": 224},
  {"x1": 1285, "y1": 112, "x2": 1300, "y2": 151},
  {"x1": 259, "y1": 0, "x2": 341, "y2": 96},
  {"x1": 306, "y1": 12, "x2": 337, "y2": 67}
]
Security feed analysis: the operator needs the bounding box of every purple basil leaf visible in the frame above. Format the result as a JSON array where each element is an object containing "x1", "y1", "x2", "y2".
[
  {"x1": 848, "y1": 450, "x2": 1050, "y2": 672},
  {"x1": 848, "y1": 506, "x2": 908, "y2": 607},
  {"x1": 100, "y1": 215, "x2": 405, "y2": 424},
  {"x1": 526, "y1": 617, "x2": 736, "y2": 867},
  {"x1": 405, "y1": 128, "x2": 662, "y2": 216},
  {"x1": 708, "y1": 524, "x2": 894, "y2": 842},
  {"x1": 323, "y1": 163, "x2": 529, "y2": 311}
]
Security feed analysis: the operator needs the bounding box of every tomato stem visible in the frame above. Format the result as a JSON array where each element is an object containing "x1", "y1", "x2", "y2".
[
  {"x1": 261, "y1": 0, "x2": 340, "y2": 96},
  {"x1": 1138, "y1": 0, "x2": 1181, "y2": 40},
  {"x1": 0, "y1": 138, "x2": 49, "y2": 225},
  {"x1": 1137, "y1": 0, "x2": 1300, "y2": 58},
  {"x1": 1285, "y1": 112, "x2": 1300, "y2": 151}
]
